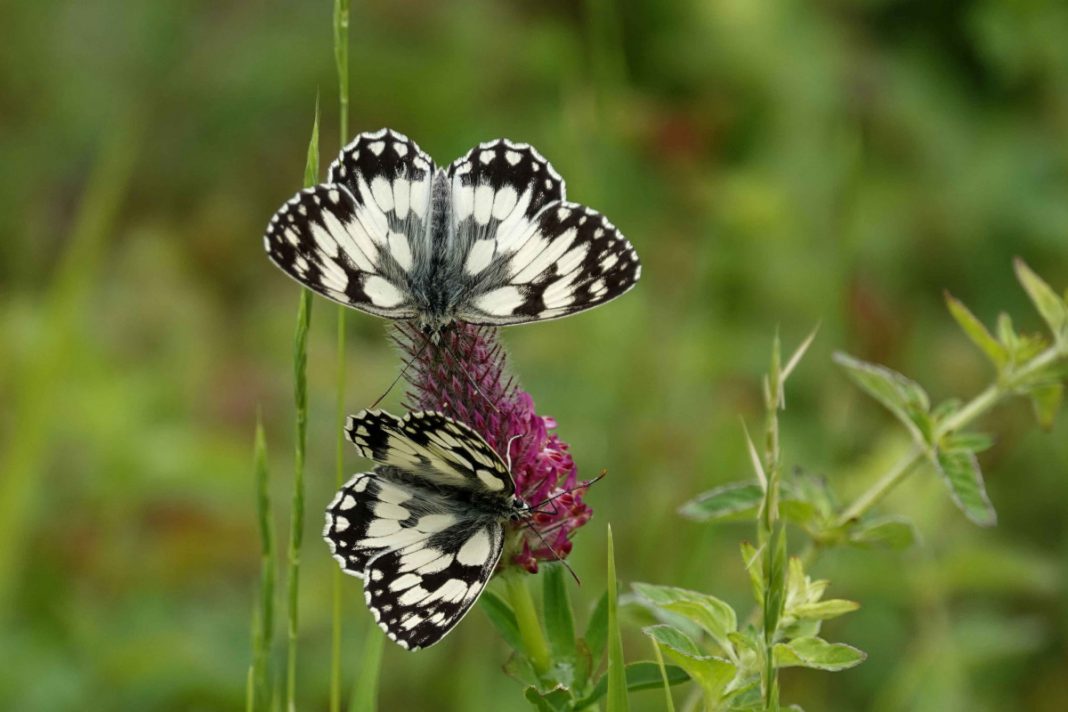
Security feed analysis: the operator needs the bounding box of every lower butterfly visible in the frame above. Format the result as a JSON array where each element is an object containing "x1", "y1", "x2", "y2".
[{"x1": 324, "y1": 409, "x2": 529, "y2": 650}]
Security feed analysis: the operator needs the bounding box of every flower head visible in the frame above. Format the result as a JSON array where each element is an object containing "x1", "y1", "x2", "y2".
[{"x1": 396, "y1": 322, "x2": 594, "y2": 572}]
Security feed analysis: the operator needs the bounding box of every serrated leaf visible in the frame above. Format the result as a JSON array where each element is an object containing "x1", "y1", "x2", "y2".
[
  {"x1": 573, "y1": 662, "x2": 690, "y2": 710},
  {"x1": 945, "y1": 293, "x2": 1008, "y2": 369},
  {"x1": 940, "y1": 431, "x2": 995, "y2": 454},
  {"x1": 525, "y1": 685, "x2": 572, "y2": 711},
  {"x1": 643, "y1": 626, "x2": 736, "y2": 703},
  {"x1": 633, "y1": 583, "x2": 737, "y2": 655},
  {"x1": 1015, "y1": 258, "x2": 1068, "y2": 342},
  {"x1": 932, "y1": 449, "x2": 997, "y2": 527},
  {"x1": 1029, "y1": 382, "x2": 1063, "y2": 431},
  {"x1": 772, "y1": 637, "x2": 866, "y2": 671},
  {"x1": 833, "y1": 352, "x2": 932, "y2": 443},
  {"x1": 789, "y1": 599, "x2": 860, "y2": 621},
  {"x1": 678, "y1": 482, "x2": 765, "y2": 522},
  {"x1": 481, "y1": 590, "x2": 523, "y2": 652},
  {"x1": 846, "y1": 516, "x2": 919, "y2": 550},
  {"x1": 543, "y1": 564, "x2": 577, "y2": 663}
]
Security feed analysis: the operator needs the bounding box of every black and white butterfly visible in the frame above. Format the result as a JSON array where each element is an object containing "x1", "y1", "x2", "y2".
[
  {"x1": 265, "y1": 128, "x2": 640, "y2": 336},
  {"x1": 324, "y1": 409, "x2": 529, "y2": 650}
]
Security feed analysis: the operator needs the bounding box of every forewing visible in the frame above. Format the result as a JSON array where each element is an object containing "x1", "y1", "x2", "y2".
[
  {"x1": 264, "y1": 128, "x2": 434, "y2": 319},
  {"x1": 345, "y1": 410, "x2": 515, "y2": 496},
  {"x1": 363, "y1": 519, "x2": 505, "y2": 650},
  {"x1": 445, "y1": 139, "x2": 640, "y2": 325}
]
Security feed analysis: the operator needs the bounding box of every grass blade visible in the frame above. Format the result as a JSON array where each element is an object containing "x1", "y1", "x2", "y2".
[
  {"x1": 349, "y1": 628, "x2": 385, "y2": 712},
  {"x1": 285, "y1": 99, "x2": 320, "y2": 712},
  {"x1": 330, "y1": 3, "x2": 350, "y2": 711},
  {"x1": 651, "y1": 641, "x2": 677, "y2": 712},
  {"x1": 606, "y1": 525, "x2": 629, "y2": 712},
  {"x1": 0, "y1": 116, "x2": 139, "y2": 615},
  {"x1": 251, "y1": 415, "x2": 276, "y2": 709},
  {"x1": 543, "y1": 563, "x2": 578, "y2": 662}
]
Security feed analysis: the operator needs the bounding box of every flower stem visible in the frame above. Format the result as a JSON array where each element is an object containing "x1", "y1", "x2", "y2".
[
  {"x1": 836, "y1": 343, "x2": 1067, "y2": 526},
  {"x1": 505, "y1": 572, "x2": 551, "y2": 676}
]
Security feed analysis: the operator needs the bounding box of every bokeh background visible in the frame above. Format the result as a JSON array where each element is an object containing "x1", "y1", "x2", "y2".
[{"x1": 2, "y1": 0, "x2": 1067, "y2": 709}]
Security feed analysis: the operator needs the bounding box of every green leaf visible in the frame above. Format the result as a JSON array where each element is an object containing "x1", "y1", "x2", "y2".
[
  {"x1": 772, "y1": 637, "x2": 866, "y2": 671},
  {"x1": 573, "y1": 662, "x2": 690, "y2": 710},
  {"x1": 1029, "y1": 382, "x2": 1063, "y2": 431},
  {"x1": 644, "y1": 626, "x2": 736, "y2": 702},
  {"x1": 633, "y1": 583, "x2": 737, "y2": 655},
  {"x1": 846, "y1": 516, "x2": 919, "y2": 550},
  {"x1": 833, "y1": 352, "x2": 932, "y2": 443},
  {"x1": 678, "y1": 482, "x2": 765, "y2": 523},
  {"x1": 1015, "y1": 258, "x2": 1068, "y2": 343},
  {"x1": 940, "y1": 431, "x2": 995, "y2": 454},
  {"x1": 480, "y1": 590, "x2": 523, "y2": 652},
  {"x1": 931, "y1": 448, "x2": 997, "y2": 527},
  {"x1": 781, "y1": 324, "x2": 820, "y2": 383},
  {"x1": 605, "y1": 526, "x2": 629, "y2": 712},
  {"x1": 543, "y1": 564, "x2": 578, "y2": 662},
  {"x1": 740, "y1": 542, "x2": 763, "y2": 605},
  {"x1": 763, "y1": 523, "x2": 787, "y2": 640},
  {"x1": 525, "y1": 685, "x2": 571, "y2": 711},
  {"x1": 585, "y1": 591, "x2": 609, "y2": 668},
  {"x1": 945, "y1": 293, "x2": 1008, "y2": 369},
  {"x1": 789, "y1": 600, "x2": 860, "y2": 621}
]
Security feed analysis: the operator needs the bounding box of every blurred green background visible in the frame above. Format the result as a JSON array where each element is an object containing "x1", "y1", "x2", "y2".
[{"x1": 2, "y1": 0, "x2": 1067, "y2": 709}]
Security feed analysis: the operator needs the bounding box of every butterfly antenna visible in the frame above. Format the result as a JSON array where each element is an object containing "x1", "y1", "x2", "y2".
[
  {"x1": 438, "y1": 332, "x2": 500, "y2": 413},
  {"x1": 369, "y1": 328, "x2": 434, "y2": 409},
  {"x1": 519, "y1": 514, "x2": 581, "y2": 585}
]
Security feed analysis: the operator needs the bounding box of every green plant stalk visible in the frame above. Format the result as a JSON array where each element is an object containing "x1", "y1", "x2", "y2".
[
  {"x1": 0, "y1": 116, "x2": 139, "y2": 616},
  {"x1": 330, "y1": 2, "x2": 350, "y2": 711},
  {"x1": 759, "y1": 340, "x2": 784, "y2": 710},
  {"x1": 605, "y1": 525, "x2": 630, "y2": 712},
  {"x1": 836, "y1": 343, "x2": 1067, "y2": 526},
  {"x1": 349, "y1": 628, "x2": 384, "y2": 712},
  {"x1": 252, "y1": 417, "x2": 275, "y2": 709},
  {"x1": 505, "y1": 571, "x2": 551, "y2": 676},
  {"x1": 286, "y1": 103, "x2": 320, "y2": 712}
]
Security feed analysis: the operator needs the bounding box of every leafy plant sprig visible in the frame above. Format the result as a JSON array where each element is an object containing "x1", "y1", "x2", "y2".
[
  {"x1": 636, "y1": 329, "x2": 864, "y2": 712},
  {"x1": 657, "y1": 260, "x2": 1068, "y2": 710}
]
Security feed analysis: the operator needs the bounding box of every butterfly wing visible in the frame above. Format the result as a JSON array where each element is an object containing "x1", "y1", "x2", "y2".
[
  {"x1": 346, "y1": 409, "x2": 515, "y2": 496},
  {"x1": 445, "y1": 139, "x2": 641, "y2": 325},
  {"x1": 324, "y1": 469, "x2": 505, "y2": 650},
  {"x1": 264, "y1": 128, "x2": 435, "y2": 319}
]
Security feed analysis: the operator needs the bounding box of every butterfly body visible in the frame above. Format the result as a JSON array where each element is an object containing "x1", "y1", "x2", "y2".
[
  {"x1": 266, "y1": 129, "x2": 641, "y2": 335},
  {"x1": 325, "y1": 409, "x2": 530, "y2": 650}
]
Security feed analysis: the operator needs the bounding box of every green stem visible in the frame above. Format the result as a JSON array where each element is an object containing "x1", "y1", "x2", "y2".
[
  {"x1": 286, "y1": 290, "x2": 313, "y2": 712},
  {"x1": 505, "y1": 572, "x2": 551, "y2": 675},
  {"x1": 330, "y1": 1, "x2": 349, "y2": 708},
  {"x1": 286, "y1": 105, "x2": 319, "y2": 712},
  {"x1": 836, "y1": 343, "x2": 1067, "y2": 526}
]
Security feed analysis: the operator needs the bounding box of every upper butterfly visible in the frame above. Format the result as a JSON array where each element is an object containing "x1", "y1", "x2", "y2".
[{"x1": 264, "y1": 128, "x2": 640, "y2": 335}]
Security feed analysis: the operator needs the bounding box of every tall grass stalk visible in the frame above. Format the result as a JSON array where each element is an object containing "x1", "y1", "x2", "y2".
[
  {"x1": 285, "y1": 100, "x2": 320, "y2": 712},
  {"x1": 0, "y1": 116, "x2": 140, "y2": 615},
  {"x1": 250, "y1": 415, "x2": 276, "y2": 710},
  {"x1": 330, "y1": 1, "x2": 350, "y2": 710}
]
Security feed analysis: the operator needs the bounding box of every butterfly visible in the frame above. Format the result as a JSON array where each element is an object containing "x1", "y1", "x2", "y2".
[
  {"x1": 264, "y1": 128, "x2": 640, "y2": 336},
  {"x1": 324, "y1": 408, "x2": 530, "y2": 650}
]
